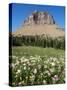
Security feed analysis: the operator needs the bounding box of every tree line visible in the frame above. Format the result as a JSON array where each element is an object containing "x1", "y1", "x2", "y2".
[{"x1": 10, "y1": 35, "x2": 65, "y2": 50}]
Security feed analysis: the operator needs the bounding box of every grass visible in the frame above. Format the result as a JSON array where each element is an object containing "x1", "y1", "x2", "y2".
[
  {"x1": 10, "y1": 46, "x2": 65, "y2": 86},
  {"x1": 12, "y1": 46, "x2": 64, "y2": 58}
]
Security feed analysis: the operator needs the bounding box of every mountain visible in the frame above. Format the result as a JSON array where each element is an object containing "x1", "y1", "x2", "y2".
[{"x1": 12, "y1": 11, "x2": 65, "y2": 37}]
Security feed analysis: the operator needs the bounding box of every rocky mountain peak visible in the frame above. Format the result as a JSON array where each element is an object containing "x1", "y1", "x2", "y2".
[{"x1": 23, "y1": 11, "x2": 55, "y2": 26}]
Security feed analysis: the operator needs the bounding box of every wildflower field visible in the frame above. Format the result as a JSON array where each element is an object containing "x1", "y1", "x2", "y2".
[{"x1": 9, "y1": 46, "x2": 65, "y2": 86}]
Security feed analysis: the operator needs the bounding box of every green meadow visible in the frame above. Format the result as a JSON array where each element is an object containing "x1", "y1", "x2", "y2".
[
  {"x1": 12, "y1": 46, "x2": 64, "y2": 58},
  {"x1": 10, "y1": 46, "x2": 65, "y2": 86}
]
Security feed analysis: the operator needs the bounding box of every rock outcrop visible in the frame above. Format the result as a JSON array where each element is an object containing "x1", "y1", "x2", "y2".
[
  {"x1": 23, "y1": 11, "x2": 55, "y2": 26},
  {"x1": 12, "y1": 11, "x2": 64, "y2": 37}
]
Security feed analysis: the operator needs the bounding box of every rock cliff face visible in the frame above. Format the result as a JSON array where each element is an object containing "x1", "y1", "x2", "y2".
[
  {"x1": 23, "y1": 11, "x2": 55, "y2": 26},
  {"x1": 12, "y1": 11, "x2": 64, "y2": 37}
]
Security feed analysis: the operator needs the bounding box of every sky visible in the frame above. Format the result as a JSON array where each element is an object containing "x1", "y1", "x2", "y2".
[{"x1": 10, "y1": 3, "x2": 65, "y2": 32}]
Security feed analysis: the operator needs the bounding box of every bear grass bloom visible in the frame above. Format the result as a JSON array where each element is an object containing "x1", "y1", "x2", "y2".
[
  {"x1": 10, "y1": 55, "x2": 65, "y2": 86},
  {"x1": 16, "y1": 69, "x2": 21, "y2": 74},
  {"x1": 33, "y1": 69, "x2": 37, "y2": 74},
  {"x1": 43, "y1": 80, "x2": 46, "y2": 84}
]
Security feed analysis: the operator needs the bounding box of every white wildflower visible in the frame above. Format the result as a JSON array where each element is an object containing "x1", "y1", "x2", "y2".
[
  {"x1": 21, "y1": 80, "x2": 25, "y2": 84},
  {"x1": 33, "y1": 69, "x2": 37, "y2": 74},
  {"x1": 52, "y1": 75, "x2": 59, "y2": 83},
  {"x1": 50, "y1": 68, "x2": 55, "y2": 73},
  {"x1": 43, "y1": 80, "x2": 46, "y2": 84},
  {"x1": 26, "y1": 76, "x2": 28, "y2": 79},
  {"x1": 54, "y1": 75, "x2": 59, "y2": 81},
  {"x1": 24, "y1": 59, "x2": 28, "y2": 62},
  {"x1": 44, "y1": 70, "x2": 51, "y2": 76},
  {"x1": 56, "y1": 61, "x2": 60, "y2": 64},
  {"x1": 51, "y1": 62, "x2": 55, "y2": 66},
  {"x1": 11, "y1": 63, "x2": 15, "y2": 68},
  {"x1": 38, "y1": 65, "x2": 41, "y2": 69},
  {"x1": 50, "y1": 57, "x2": 53, "y2": 60},
  {"x1": 44, "y1": 65, "x2": 47, "y2": 68},
  {"x1": 53, "y1": 57, "x2": 57, "y2": 61},
  {"x1": 12, "y1": 55, "x2": 18, "y2": 59},
  {"x1": 20, "y1": 77, "x2": 22, "y2": 80},
  {"x1": 27, "y1": 61, "x2": 30, "y2": 65},
  {"x1": 18, "y1": 82, "x2": 22, "y2": 85},
  {"x1": 16, "y1": 60, "x2": 19, "y2": 65},
  {"x1": 24, "y1": 66, "x2": 26, "y2": 70},
  {"x1": 28, "y1": 67, "x2": 30, "y2": 70},
  {"x1": 52, "y1": 77, "x2": 56, "y2": 83},
  {"x1": 31, "y1": 60, "x2": 36, "y2": 63},
  {"x1": 12, "y1": 82, "x2": 15, "y2": 85},
  {"x1": 15, "y1": 75, "x2": 18, "y2": 78},
  {"x1": 38, "y1": 59, "x2": 40, "y2": 62},
  {"x1": 20, "y1": 57, "x2": 25, "y2": 62},
  {"x1": 30, "y1": 75, "x2": 35, "y2": 81},
  {"x1": 41, "y1": 73, "x2": 43, "y2": 76},
  {"x1": 30, "y1": 56, "x2": 35, "y2": 60},
  {"x1": 16, "y1": 69, "x2": 21, "y2": 74},
  {"x1": 23, "y1": 63, "x2": 26, "y2": 66}
]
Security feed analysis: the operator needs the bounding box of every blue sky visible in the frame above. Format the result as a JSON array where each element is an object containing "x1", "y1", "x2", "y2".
[{"x1": 10, "y1": 3, "x2": 65, "y2": 32}]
